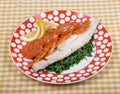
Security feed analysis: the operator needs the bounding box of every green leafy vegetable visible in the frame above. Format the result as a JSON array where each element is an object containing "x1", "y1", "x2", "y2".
[{"x1": 45, "y1": 36, "x2": 94, "y2": 74}]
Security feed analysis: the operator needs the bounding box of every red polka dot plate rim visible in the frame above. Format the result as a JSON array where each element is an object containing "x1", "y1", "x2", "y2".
[{"x1": 9, "y1": 10, "x2": 113, "y2": 84}]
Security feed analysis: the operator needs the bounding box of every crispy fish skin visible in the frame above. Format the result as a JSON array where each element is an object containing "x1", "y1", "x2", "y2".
[{"x1": 32, "y1": 18, "x2": 100, "y2": 72}]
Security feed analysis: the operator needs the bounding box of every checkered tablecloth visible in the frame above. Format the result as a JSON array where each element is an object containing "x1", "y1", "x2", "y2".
[{"x1": 0, "y1": 0, "x2": 120, "y2": 94}]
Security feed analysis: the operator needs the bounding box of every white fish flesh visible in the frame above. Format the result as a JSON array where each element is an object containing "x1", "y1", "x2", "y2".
[{"x1": 32, "y1": 18, "x2": 100, "y2": 72}]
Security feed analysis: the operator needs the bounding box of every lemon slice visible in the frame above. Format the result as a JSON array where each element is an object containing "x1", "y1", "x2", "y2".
[
  {"x1": 20, "y1": 18, "x2": 45, "y2": 42},
  {"x1": 44, "y1": 21, "x2": 59, "y2": 29},
  {"x1": 20, "y1": 18, "x2": 58, "y2": 42},
  {"x1": 36, "y1": 18, "x2": 45, "y2": 39},
  {"x1": 22, "y1": 31, "x2": 36, "y2": 38}
]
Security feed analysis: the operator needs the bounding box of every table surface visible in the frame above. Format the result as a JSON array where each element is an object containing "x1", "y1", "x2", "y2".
[{"x1": 0, "y1": 0, "x2": 120, "y2": 94}]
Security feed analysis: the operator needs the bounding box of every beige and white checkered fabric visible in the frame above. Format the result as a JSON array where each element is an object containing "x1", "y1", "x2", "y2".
[{"x1": 0, "y1": 0, "x2": 120, "y2": 94}]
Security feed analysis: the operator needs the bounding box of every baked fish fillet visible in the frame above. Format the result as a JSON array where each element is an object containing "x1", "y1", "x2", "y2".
[{"x1": 32, "y1": 18, "x2": 100, "y2": 72}]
